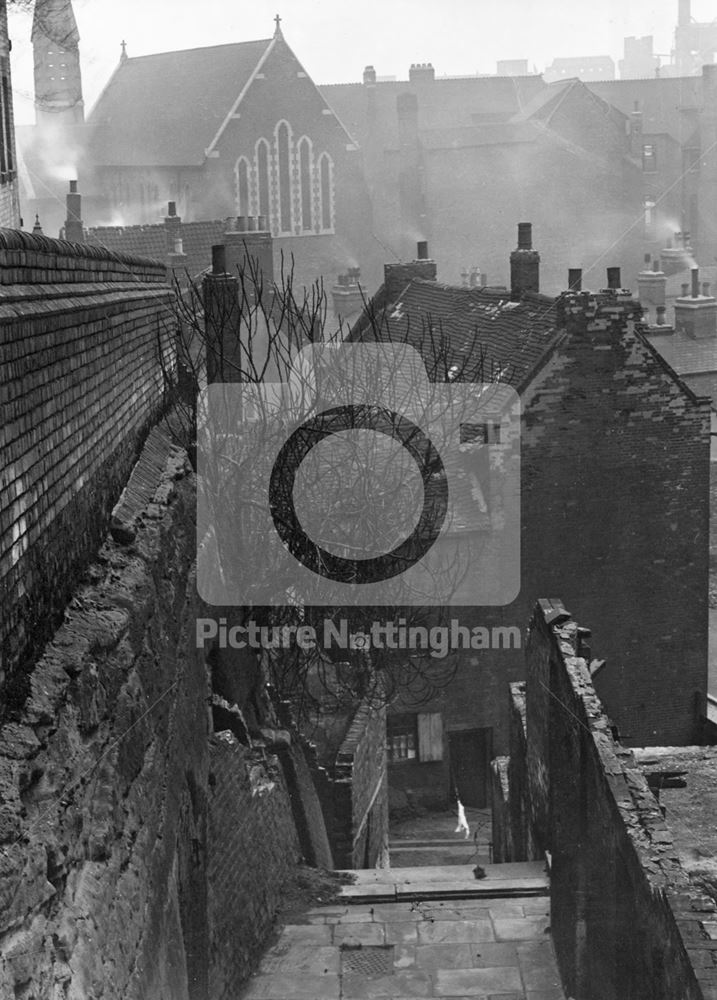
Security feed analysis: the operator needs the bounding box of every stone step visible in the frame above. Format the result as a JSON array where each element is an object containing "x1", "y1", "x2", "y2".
[{"x1": 338, "y1": 861, "x2": 549, "y2": 904}]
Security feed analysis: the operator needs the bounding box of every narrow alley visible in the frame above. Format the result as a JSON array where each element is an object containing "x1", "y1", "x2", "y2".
[{"x1": 239, "y1": 810, "x2": 566, "y2": 999}]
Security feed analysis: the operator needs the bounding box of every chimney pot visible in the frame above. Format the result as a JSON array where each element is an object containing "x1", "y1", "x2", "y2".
[
  {"x1": 168, "y1": 201, "x2": 177, "y2": 217},
  {"x1": 247, "y1": 217, "x2": 257, "y2": 232},
  {"x1": 656, "y1": 305, "x2": 666, "y2": 325},
  {"x1": 69, "y1": 180, "x2": 78, "y2": 194},
  {"x1": 517, "y1": 222, "x2": 532, "y2": 250},
  {"x1": 704, "y1": 282, "x2": 711, "y2": 297},
  {"x1": 681, "y1": 282, "x2": 690, "y2": 296},
  {"x1": 480, "y1": 273, "x2": 487, "y2": 288},
  {"x1": 692, "y1": 267, "x2": 700, "y2": 298},
  {"x1": 653, "y1": 258, "x2": 660, "y2": 272},
  {"x1": 643, "y1": 253, "x2": 651, "y2": 265},
  {"x1": 416, "y1": 240, "x2": 429, "y2": 260},
  {"x1": 607, "y1": 267, "x2": 621, "y2": 290},
  {"x1": 212, "y1": 245, "x2": 227, "y2": 275},
  {"x1": 568, "y1": 268, "x2": 582, "y2": 291},
  {"x1": 257, "y1": 214, "x2": 268, "y2": 231},
  {"x1": 236, "y1": 216, "x2": 247, "y2": 233},
  {"x1": 363, "y1": 64, "x2": 377, "y2": 85}
]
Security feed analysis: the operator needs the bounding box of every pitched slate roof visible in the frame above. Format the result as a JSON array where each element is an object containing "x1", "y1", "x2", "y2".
[
  {"x1": 85, "y1": 219, "x2": 226, "y2": 278},
  {"x1": 646, "y1": 327, "x2": 717, "y2": 376},
  {"x1": 87, "y1": 39, "x2": 273, "y2": 166},
  {"x1": 587, "y1": 76, "x2": 703, "y2": 144},
  {"x1": 353, "y1": 278, "x2": 561, "y2": 389},
  {"x1": 319, "y1": 75, "x2": 546, "y2": 153}
]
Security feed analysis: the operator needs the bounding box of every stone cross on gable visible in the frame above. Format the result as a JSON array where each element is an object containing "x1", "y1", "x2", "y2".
[{"x1": 274, "y1": 13, "x2": 282, "y2": 34}]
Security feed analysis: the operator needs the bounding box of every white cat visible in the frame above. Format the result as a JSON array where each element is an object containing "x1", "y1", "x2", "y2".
[{"x1": 455, "y1": 798, "x2": 470, "y2": 839}]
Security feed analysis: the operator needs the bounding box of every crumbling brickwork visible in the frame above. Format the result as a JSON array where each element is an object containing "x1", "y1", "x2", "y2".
[
  {"x1": 323, "y1": 700, "x2": 388, "y2": 869},
  {"x1": 498, "y1": 600, "x2": 717, "y2": 1000},
  {"x1": 207, "y1": 733, "x2": 300, "y2": 1000},
  {"x1": 520, "y1": 291, "x2": 711, "y2": 746},
  {"x1": 0, "y1": 438, "x2": 210, "y2": 1000},
  {"x1": 0, "y1": 231, "x2": 174, "y2": 705}
]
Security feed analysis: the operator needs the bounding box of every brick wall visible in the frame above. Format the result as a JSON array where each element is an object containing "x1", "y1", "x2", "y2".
[
  {"x1": 325, "y1": 700, "x2": 388, "y2": 869},
  {"x1": 207, "y1": 733, "x2": 300, "y2": 1000},
  {"x1": 520, "y1": 291, "x2": 711, "y2": 746},
  {"x1": 0, "y1": 230, "x2": 174, "y2": 707},
  {"x1": 501, "y1": 600, "x2": 717, "y2": 1000},
  {"x1": 0, "y1": 437, "x2": 211, "y2": 1000}
]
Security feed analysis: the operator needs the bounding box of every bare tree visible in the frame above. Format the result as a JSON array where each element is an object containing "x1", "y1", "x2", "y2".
[{"x1": 158, "y1": 252, "x2": 518, "y2": 726}]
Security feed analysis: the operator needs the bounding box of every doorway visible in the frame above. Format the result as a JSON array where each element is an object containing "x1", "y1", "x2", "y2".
[{"x1": 448, "y1": 728, "x2": 492, "y2": 809}]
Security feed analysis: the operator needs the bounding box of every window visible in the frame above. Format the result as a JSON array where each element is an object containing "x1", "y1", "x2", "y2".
[
  {"x1": 235, "y1": 156, "x2": 250, "y2": 216},
  {"x1": 387, "y1": 714, "x2": 417, "y2": 761},
  {"x1": 387, "y1": 712, "x2": 443, "y2": 762},
  {"x1": 256, "y1": 139, "x2": 270, "y2": 219},
  {"x1": 319, "y1": 153, "x2": 333, "y2": 231},
  {"x1": 276, "y1": 121, "x2": 292, "y2": 234},
  {"x1": 460, "y1": 423, "x2": 501, "y2": 445},
  {"x1": 238, "y1": 122, "x2": 335, "y2": 237},
  {"x1": 298, "y1": 137, "x2": 313, "y2": 231},
  {"x1": 642, "y1": 143, "x2": 657, "y2": 172}
]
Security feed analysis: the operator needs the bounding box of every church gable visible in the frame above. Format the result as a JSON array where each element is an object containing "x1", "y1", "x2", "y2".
[{"x1": 213, "y1": 29, "x2": 359, "y2": 239}]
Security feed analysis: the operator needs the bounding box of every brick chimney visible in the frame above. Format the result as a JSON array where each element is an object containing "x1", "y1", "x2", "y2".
[
  {"x1": 224, "y1": 215, "x2": 275, "y2": 300},
  {"x1": 203, "y1": 244, "x2": 241, "y2": 384},
  {"x1": 556, "y1": 288, "x2": 643, "y2": 342},
  {"x1": 168, "y1": 236, "x2": 187, "y2": 275},
  {"x1": 363, "y1": 65, "x2": 377, "y2": 85},
  {"x1": 384, "y1": 243, "x2": 437, "y2": 301},
  {"x1": 331, "y1": 267, "x2": 365, "y2": 325},
  {"x1": 660, "y1": 232, "x2": 693, "y2": 276},
  {"x1": 64, "y1": 180, "x2": 84, "y2": 243},
  {"x1": 164, "y1": 200, "x2": 182, "y2": 250},
  {"x1": 509, "y1": 223, "x2": 539, "y2": 301},
  {"x1": 674, "y1": 266, "x2": 717, "y2": 338},
  {"x1": 637, "y1": 255, "x2": 666, "y2": 322},
  {"x1": 409, "y1": 62, "x2": 435, "y2": 83}
]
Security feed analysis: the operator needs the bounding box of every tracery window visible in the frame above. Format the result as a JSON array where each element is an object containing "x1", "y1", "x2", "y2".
[{"x1": 235, "y1": 121, "x2": 335, "y2": 236}]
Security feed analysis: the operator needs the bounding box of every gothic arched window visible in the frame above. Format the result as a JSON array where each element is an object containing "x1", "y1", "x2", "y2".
[
  {"x1": 235, "y1": 156, "x2": 251, "y2": 217},
  {"x1": 256, "y1": 139, "x2": 270, "y2": 220},
  {"x1": 276, "y1": 121, "x2": 292, "y2": 234},
  {"x1": 298, "y1": 137, "x2": 313, "y2": 232},
  {"x1": 319, "y1": 153, "x2": 334, "y2": 232}
]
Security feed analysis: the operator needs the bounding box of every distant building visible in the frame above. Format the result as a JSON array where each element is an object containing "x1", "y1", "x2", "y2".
[
  {"x1": 619, "y1": 36, "x2": 660, "y2": 80},
  {"x1": 543, "y1": 54, "x2": 615, "y2": 83},
  {"x1": 496, "y1": 59, "x2": 529, "y2": 77}
]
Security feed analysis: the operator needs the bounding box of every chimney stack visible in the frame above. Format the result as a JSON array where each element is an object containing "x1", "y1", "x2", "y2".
[
  {"x1": 223, "y1": 215, "x2": 275, "y2": 300},
  {"x1": 637, "y1": 256, "x2": 666, "y2": 315},
  {"x1": 331, "y1": 266, "x2": 365, "y2": 324},
  {"x1": 509, "y1": 222, "x2": 540, "y2": 301},
  {"x1": 409, "y1": 62, "x2": 435, "y2": 83},
  {"x1": 363, "y1": 65, "x2": 377, "y2": 85},
  {"x1": 384, "y1": 246, "x2": 437, "y2": 301},
  {"x1": 675, "y1": 265, "x2": 717, "y2": 338},
  {"x1": 691, "y1": 267, "x2": 700, "y2": 298},
  {"x1": 64, "y1": 180, "x2": 84, "y2": 243},
  {"x1": 203, "y1": 246, "x2": 241, "y2": 383}
]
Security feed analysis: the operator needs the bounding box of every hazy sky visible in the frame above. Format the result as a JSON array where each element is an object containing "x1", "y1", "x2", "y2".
[{"x1": 7, "y1": 0, "x2": 716, "y2": 124}]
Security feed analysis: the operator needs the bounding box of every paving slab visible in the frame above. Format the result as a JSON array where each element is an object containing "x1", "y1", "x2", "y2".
[{"x1": 239, "y1": 885, "x2": 566, "y2": 1000}]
